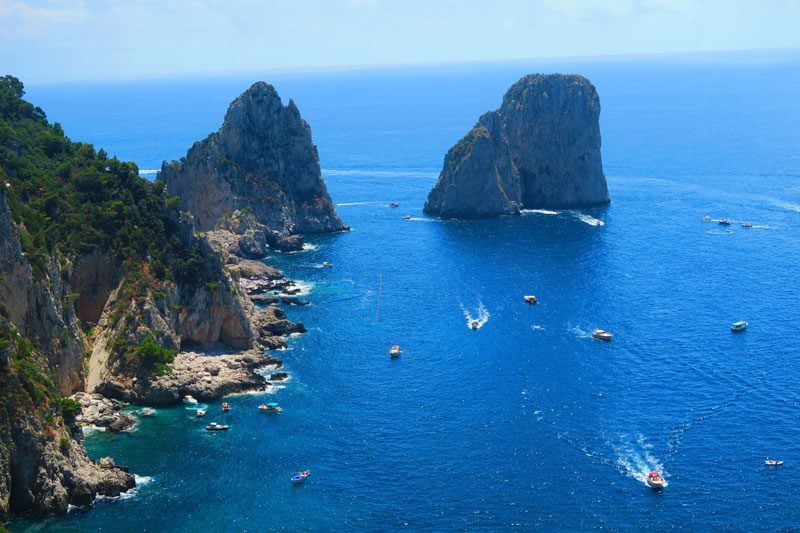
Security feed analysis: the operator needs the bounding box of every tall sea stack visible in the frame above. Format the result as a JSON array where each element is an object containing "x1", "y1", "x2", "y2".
[
  {"x1": 424, "y1": 74, "x2": 609, "y2": 219},
  {"x1": 160, "y1": 82, "x2": 347, "y2": 252}
]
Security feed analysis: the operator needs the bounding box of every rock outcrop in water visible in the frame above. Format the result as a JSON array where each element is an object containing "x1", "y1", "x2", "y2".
[
  {"x1": 424, "y1": 74, "x2": 609, "y2": 219},
  {"x1": 160, "y1": 82, "x2": 348, "y2": 252}
]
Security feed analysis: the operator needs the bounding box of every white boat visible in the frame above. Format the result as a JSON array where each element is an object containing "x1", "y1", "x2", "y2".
[
  {"x1": 402, "y1": 215, "x2": 412, "y2": 220},
  {"x1": 592, "y1": 329, "x2": 613, "y2": 341},
  {"x1": 205, "y1": 422, "x2": 229, "y2": 431},
  {"x1": 140, "y1": 407, "x2": 156, "y2": 417},
  {"x1": 322, "y1": 261, "x2": 333, "y2": 268},
  {"x1": 765, "y1": 459, "x2": 784, "y2": 466},
  {"x1": 646, "y1": 471, "x2": 666, "y2": 489},
  {"x1": 259, "y1": 402, "x2": 283, "y2": 413},
  {"x1": 182, "y1": 395, "x2": 198, "y2": 404},
  {"x1": 389, "y1": 345, "x2": 401, "y2": 358},
  {"x1": 196, "y1": 409, "x2": 206, "y2": 417},
  {"x1": 523, "y1": 295, "x2": 537, "y2": 304},
  {"x1": 731, "y1": 321, "x2": 748, "y2": 332},
  {"x1": 742, "y1": 222, "x2": 753, "y2": 228}
]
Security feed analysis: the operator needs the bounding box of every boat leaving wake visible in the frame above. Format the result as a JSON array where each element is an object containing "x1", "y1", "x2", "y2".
[
  {"x1": 570, "y1": 211, "x2": 604, "y2": 226},
  {"x1": 613, "y1": 435, "x2": 668, "y2": 488},
  {"x1": 462, "y1": 302, "x2": 490, "y2": 330}
]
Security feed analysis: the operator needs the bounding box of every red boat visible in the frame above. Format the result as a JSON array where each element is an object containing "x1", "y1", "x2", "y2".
[{"x1": 646, "y1": 471, "x2": 666, "y2": 489}]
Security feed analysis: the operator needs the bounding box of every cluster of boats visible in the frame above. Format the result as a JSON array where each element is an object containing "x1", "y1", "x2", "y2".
[
  {"x1": 184, "y1": 396, "x2": 285, "y2": 433},
  {"x1": 702, "y1": 215, "x2": 753, "y2": 228}
]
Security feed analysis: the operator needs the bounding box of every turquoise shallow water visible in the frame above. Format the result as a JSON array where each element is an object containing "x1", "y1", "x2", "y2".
[{"x1": 13, "y1": 58, "x2": 800, "y2": 530}]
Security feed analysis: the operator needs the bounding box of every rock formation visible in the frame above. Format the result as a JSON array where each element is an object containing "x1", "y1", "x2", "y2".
[
  {"x1": 160, "y1": 82, "x2": 348, "y2": 252},
  {"x1": 424, "y1": 74, "x2": 609, "y2": 219}
]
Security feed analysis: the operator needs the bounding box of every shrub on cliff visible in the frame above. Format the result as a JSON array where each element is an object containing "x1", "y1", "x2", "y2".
[{"x1": 0, "y1": 75, "x2": 221, "y2": 287}]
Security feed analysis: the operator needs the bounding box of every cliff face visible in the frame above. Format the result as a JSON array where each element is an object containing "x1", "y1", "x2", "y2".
[
  {"x1": 424, "y1": 74, "x2": 609, "y2": 219},
  {"x1": 160, "y1": 82, "x2": 347, "y2": 252},
  {"x1": 0, "y1": 190, "x2": 134, "y2": 520}
]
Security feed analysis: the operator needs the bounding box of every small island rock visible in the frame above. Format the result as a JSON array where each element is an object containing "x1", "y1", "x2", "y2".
[{"x1": 424, "y1": 74, "x2": 609, "y2": 219}]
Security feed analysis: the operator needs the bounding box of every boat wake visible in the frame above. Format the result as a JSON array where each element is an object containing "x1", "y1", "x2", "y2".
[
  {"x1": 521, "y1": 209, "x2": 560, "y2": 216},
  {"x1": 568, "y1": 325, "x2": 593, "y2": 339},
  {"x1": 569, "y1": 211, "x2": 604, "y2": 226},
  {"x1": 462, "y1": 302, "x2": 490, "y2": 330},
  {"x1": 613, "y1": 435, "x2": 668, "y2": 487}
]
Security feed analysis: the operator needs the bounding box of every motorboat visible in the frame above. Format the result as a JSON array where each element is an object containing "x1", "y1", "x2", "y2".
[
  {"x1": 259, "y1": 402, "x2": 283, "y2": 413},
  {"x1": 731, "y1": 321, "x2": 748, "y2": 332},
  {"x1": 646, "y1": 471, "x2": 666, "y2": 489},
  {"x1": 390, "y1": 345, "x2": 401, "y2": 358},
  {"x1": 592, "y1": 329, "x2": 613, "y2": 341},
  {"x1": 139, "y1": 407, "x2": 156, "y2": 417},
  {"x1": 523, "y1": 295, "x2": 538, "y2": 304},
  {"x1": 182, "y1": 395, "x2": 198, "y2": 404},
  {"x1": 402, "y1": 215, "x2": 412, "y2": 220},
  {"x1": 221, "y1": 402, "x2": 230, "y2": 412},
  {"x1": 322, "y1": 261, "x2": 333, "y2": 268},
  {"x1": 742, "y1": 222, "x2": 753, "y2": 228},
  {"x1": 718, "y1": 219, "x2": 732, "y2": 225},
  {"x1": 205, "y1": 422, "x2": 229, "y2": 431},
  {"x1": 765, "y1": 459, "x2": 784, "y2": 466},
  {"x1": 469, "y1": 320, "x2": 480, "y2": 330},
  {"x1": 196, "y1": 409, "x2": 206, "y2": 417},
  {"x1": 291, "y1": 470, "x2": 311, "y2": 483},
  {"x1": 389, "y1": 201, "x2": 399, "y2": 208}
]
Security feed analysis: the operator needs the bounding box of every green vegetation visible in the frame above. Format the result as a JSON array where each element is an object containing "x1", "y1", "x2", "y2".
[
  {"x1": 131, "y1": 335, "x2": 175, "y2": 376},
  {"x1": 0, "y1": 75, "x2": 216, "y2": 286}
]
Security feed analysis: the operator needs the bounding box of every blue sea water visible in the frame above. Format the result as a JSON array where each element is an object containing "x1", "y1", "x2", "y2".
[{"x1": 13, "y1": 56, "x2": 800, "y2": 530}]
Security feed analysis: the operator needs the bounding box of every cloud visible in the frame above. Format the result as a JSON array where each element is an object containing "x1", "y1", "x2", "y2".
[{"x1": 0, "y1": 0, "x2": 87, "y2": 37}]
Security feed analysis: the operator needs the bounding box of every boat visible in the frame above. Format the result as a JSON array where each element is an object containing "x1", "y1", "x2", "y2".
[
  {"x1": 523, "y1": 295, "x2": 538, "y2": 304},
  {"x1": 765, "y1": 459, "x2": 784, "y2": 466},
  {"x1": 205, "y1": 422, "x2": 229, "y2": 431},
  {"x1": 402, "y1": 215, "x2": 412, "y2": 220},
  {"x1": 182, "y1": 395, "x2": 198, "y2": 404},
  {"x1": 259, "y1": 402, "x2": 283, "y2": 413},
  {"x1": 592, "y1": 329, "x2": 613, "y2": 341},
  {"x1": 389, "y1": 345, "x2": 401, "y2": 357},
  {"x1": 646, "y1": 471, "x2": 666, "y2": 489},
  {"x1": 221, "y1": 402, "x2": 230, "y2": 412},
  {"x1": 701, "y1": 215, "x2": 712, "y2": 221},
  {"x1": 718, "y1": 219, "x2": 732, "y2": 225},
  {"x1": 469, "y1": 320, "x2": 480, "y2": 330},
  {"x1": 389, "y1": 201, "x2": 399, "y2": 208},
  {"x1": 742, "y1": 222, "x2": 753, "y2": 228},
  {"x1": 731, "y1": 321, "x2": 748, "y2": 332},
  {"x1": 139, "y1": 407, "x2": 156, "y2": 417},
  {"x1": 321, "y1": 261, "x2": 333, "y2": 268},
  {"x1": 291, "y1": 470, "x2": 311, "y2": 483},
  {"x1": 196, "y1": 409, "x2": 206, "y2": 417}
]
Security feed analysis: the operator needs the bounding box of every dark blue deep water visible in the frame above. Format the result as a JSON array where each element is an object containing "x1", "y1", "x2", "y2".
[{"x1": 13, "y1": 57, "x2": 800, "y2": 530}]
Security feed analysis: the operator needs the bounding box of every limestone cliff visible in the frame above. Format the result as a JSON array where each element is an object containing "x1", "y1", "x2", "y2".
[
  {"x1": 160, "y1": 81, "x2": 348, "y2": 252},
  {"x1": 424, "y1": 74, "x2": 609, "y2": 219},
  {"x1": 0, "y1": 190, "x2": 134, "y2": 520}
]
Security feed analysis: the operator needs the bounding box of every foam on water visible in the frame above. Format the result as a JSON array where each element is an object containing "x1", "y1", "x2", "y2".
[
  {"x1": 461, "y1": 302, "x2": 490, "y2": 330},
  {"x1": 569, "y1": 211, "x2": 604, "y2": 226},
  {"x1": 521, "y1": 209, "x2": 560, "y2": 215}
]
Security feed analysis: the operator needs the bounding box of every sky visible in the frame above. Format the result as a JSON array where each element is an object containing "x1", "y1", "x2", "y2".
[{"x1": 1, "y1": 0, "x2": 800, "y2": 83}]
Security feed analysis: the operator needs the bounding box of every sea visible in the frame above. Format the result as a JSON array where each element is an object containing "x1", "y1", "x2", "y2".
[{"x1": 11, "y1": 54, "x2": 800, "y2": 530}]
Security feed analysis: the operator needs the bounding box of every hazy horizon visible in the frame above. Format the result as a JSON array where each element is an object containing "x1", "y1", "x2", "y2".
[{"x1": 3, "y1": 0, "x2": 800, "y2": 84}]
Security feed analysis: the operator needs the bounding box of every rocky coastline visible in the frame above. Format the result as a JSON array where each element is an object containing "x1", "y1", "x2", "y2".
[{"x1": 0, "y1": 77, "x2": 346, "y2": 521}]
